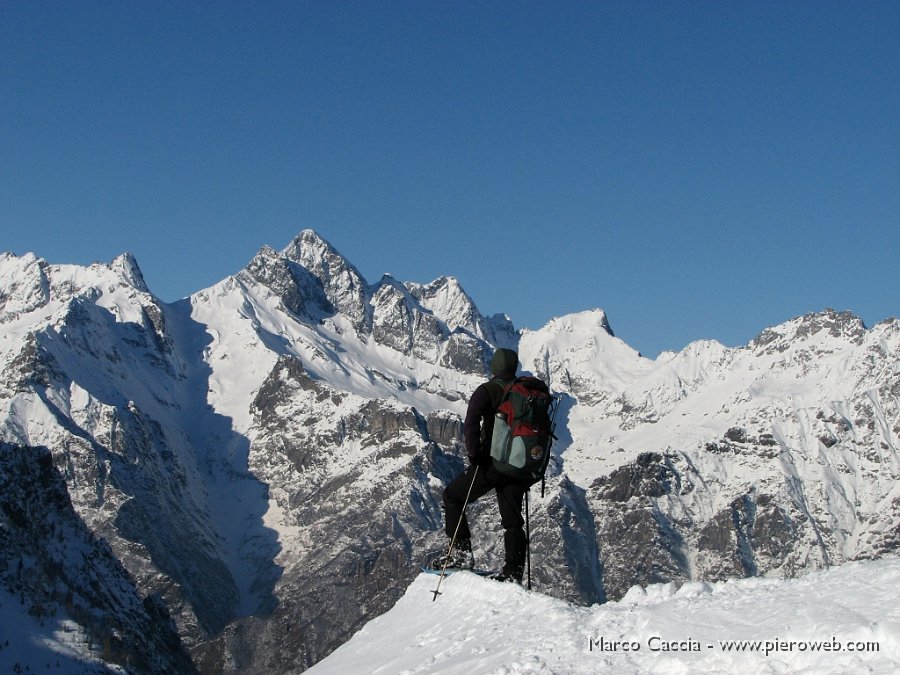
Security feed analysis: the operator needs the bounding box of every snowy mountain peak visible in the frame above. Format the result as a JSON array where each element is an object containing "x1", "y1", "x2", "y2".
[
  {"x1": 375, "y1": 272, "x2": 402, "y2": 288},
  {"x1": 256, "y1": 243, "x2": 279, "y2": 258},
  {"x1": 751, "y1": 308, "x2": 867, "y2": 353},
  {"x1": 0, "y1": 252, "x2": 50, "y2": 321},
  {"x1": 534, "y1": 307, "x2": 615, "y2": 338},
  {"x1": 240, "y1": 244, "x2": 330, "y2": 320},
  {"x1": 406, "y1": 275, "x2": 487, "y2": 337},
  {"x1": 0, "y1": 250, "x2": 156, "y2": 325},
  {"x1": 519, "y1": 307, "x2": 648, "y2": 401},
  {"x1": 109, "y1": 252, "x2": 150, "y2": 294},
  {"x1": 281, "y1": 229, "x2": 370, "y2": 331},
  {"x1": 281, "y1": 229, "x2": 364, "y2": 284}
]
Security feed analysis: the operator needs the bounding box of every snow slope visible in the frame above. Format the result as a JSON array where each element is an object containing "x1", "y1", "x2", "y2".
[
  {"x1": 0, "y1": 585, "x2": 124, "y2": 674},
  {"x1": 308, "y1": 556, "x2": 900, "y2": 675}
]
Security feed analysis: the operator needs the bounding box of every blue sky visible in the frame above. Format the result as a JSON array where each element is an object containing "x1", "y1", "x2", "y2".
[{"x1": 2, "y1": 1, "x2": 898, "y2": 357}]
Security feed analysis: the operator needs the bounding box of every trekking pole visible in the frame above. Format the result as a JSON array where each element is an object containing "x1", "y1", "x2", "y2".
[
  {"x1": 542, "y1": 394, "x2": 561, "y2": 498},
  {"x1": 432, "y1": 465, "x2": 480, "y2": 601},
  {"x1": 525, "y1": 488, "x2": 532, "y2": 591}
]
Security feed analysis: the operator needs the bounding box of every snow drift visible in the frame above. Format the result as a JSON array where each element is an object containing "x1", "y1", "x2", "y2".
[{"x1": 309, "y1": 557, "x2": 900, "y2": 675}]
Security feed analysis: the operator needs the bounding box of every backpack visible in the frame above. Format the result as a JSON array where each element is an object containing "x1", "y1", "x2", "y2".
[{"x1": 489, "y1": 376, "x2": 558, "y2": 485}]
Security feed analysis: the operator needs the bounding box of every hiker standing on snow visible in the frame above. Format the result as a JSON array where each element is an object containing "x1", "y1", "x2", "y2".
[{"x1": 432, "y1": 348, "x2": 532, "y2": 583}]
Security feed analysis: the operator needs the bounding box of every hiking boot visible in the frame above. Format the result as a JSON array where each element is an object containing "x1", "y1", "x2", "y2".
[
  {"x1": 430, "y1": 541, "x2": 474, "y2": 571},
  {"x1": 491, "y1": 565, "x2": 524, "y2": 584}
]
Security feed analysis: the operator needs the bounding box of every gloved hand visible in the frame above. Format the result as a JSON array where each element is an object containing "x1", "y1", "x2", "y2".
[{"x1": 468, "y1": 452, "x2": 491, "y2": 468}]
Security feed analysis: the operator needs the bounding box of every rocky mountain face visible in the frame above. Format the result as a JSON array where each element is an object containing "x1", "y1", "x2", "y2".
[
  {"x1": 0, "y1": 441, "x2": 196, "y2": 673},
  {"x1": 1, "y1": 232, "x2": 898, "y2": 672},
  {"x1": 522, "y1": 308, "x2": 900, "y2": 602}
]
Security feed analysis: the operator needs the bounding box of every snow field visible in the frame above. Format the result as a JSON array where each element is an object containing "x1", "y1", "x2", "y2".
[{"x1": 309, "y1": 555, "x2": 900, "y2": 675}]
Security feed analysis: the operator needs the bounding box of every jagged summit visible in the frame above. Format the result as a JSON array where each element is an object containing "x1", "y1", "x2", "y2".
[
  {"x1": 533, "y1": 307, "x2": 615, "y2": 338},
  {"x1": 110, "y1": 252, "x2": 150, "y2": 293},
  {"x1": 406, "y1": 275, "x2": 482, "y2": 335},
  {"x1": 279, "y1": 229, "x2": 370, "y2": 331},
  {"x1": 751, "y1": 308, "x2": 868, "y2": 353},
  {"x1": 282, "y1": 229, "x2": 363, "y2": 280},
  {"x1": 223, "y1": 230, "x2": 520, "y2": 375},
  {"x1": 0, "y1": 250, "x2": 159, "y2": 328},
  {"x1": 239, "y1": 244, "x2": 331, "y2": 321},
  {"x1": 278, "y1": 230, "x2": 506, "y2": 340},
  {"x1": 0, "y1": 252, "x2": 50, "y2": 320}
]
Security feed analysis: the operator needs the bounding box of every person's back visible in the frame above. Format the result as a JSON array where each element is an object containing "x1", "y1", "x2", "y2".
[{"x1": 432, "y1": 348, "x2": 532, "y2": 582}]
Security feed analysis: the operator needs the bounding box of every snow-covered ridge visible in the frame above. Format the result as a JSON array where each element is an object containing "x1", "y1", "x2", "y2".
[{"x1": 0, "y1": 250, "x2": 157, "y2": 327}]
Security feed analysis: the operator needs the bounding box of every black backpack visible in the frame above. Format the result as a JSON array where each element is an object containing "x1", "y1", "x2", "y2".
[{"x1": 489, "y1": 376, "x2": 558, "y2": 486}]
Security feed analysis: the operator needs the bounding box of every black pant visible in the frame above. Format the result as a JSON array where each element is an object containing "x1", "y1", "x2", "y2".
[{"x1": 443, "y1": 463, "x2": 530, "y2": 570}]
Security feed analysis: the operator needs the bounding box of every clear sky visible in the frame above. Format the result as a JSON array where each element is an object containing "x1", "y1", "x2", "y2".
[{"x1": 2, "y1": 1, "x2": 898, "y2": 357}]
